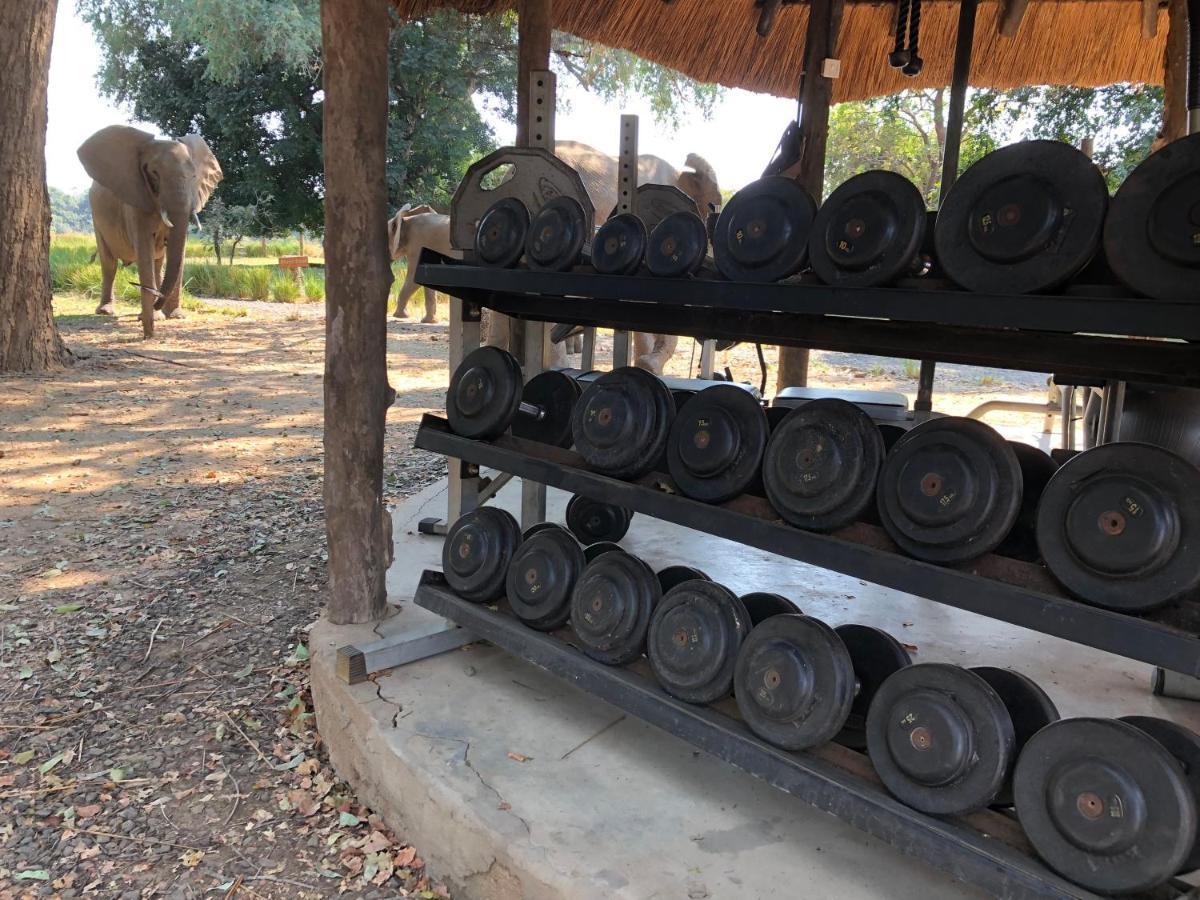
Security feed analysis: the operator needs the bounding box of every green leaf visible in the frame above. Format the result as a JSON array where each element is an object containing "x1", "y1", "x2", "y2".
[
  {"x1": 18, "y1": 666, "x2": 32, "y2": 680},
  {"x1": 39, "y1": 752, "x2": 65, "y2": 775},
  {"x1": 289, "y1": 642, "x2": 309, "y2": 662},
  {"x1": 13, "y1": 749, "x2": 35, "y2": 765},
  {"x1": 109, "y1": 767, "x2": 126, "y2": 783},
  {"x1": 15, "y1": 870, "x2": 50, "y2": 881},
  {"x1": 338, "y1": 812, "x2": 360, "y2": 827},
  {"x1": 53, "y1": 603, "x2": 84, "y2": 614}
]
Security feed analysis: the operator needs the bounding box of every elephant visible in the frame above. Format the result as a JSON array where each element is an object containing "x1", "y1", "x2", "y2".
[
  {"x1": 387, "y1": 203, "x2": 460, "y2": 322},
  {"x1": 78, "y1": 125, "x2": 223, "y2": 339}
]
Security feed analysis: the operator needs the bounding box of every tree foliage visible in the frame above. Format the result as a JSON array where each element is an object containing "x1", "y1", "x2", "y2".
[{"x1": 50, "y1": 187, "x2": 93, "y2": 232}]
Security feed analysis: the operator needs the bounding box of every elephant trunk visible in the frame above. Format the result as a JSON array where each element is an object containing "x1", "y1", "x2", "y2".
[{"x1": 156, "y1": 205, "x2": 190, "y2": 310}]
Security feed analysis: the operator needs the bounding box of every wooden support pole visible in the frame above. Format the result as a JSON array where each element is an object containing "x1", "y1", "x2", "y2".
[
  {"x1": 319, "y1": 0, "x2": 394, "y2": 624},
  {"x1": 998, "y1": 0, "x2": 1030, "y2": 37},
  {"x1": 516, "y1": 0, "x2": 552, "y2": 148},
  {"x1": 1162, "y1": 0, "x2": 1189, "y2": 143},
  {"x1": 777, "y1": 0, "x2": 844, "y2": 392},
  {"x1": 1142, "y1": 0, "x2": 1160, "y2": 38}
]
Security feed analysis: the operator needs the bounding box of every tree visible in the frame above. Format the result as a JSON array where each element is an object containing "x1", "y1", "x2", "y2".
[
  {"x1": 0, "y1": 1, "x2": 70, "y2": 373},
  {"x1": 79, "y1": 1, "x2": 720, "y2": 233},
  {"x1": 50, "y1": 188, "x2": 95, "y2": 233},
  {"x1": 203, "y1": 196, "x2": 267, "y2": 264}
]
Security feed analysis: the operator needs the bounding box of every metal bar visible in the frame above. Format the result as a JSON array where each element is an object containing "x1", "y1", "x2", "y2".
[
  {"x1": 1098, "y1": 379, "x2": 1127, "y2": 444},
  {"x1": 966, "y1": 400, "x2": 1058, "y2": 421},
  {"x1": 582, "y1": 327, "x2": 597, "y2": 370},
  {"x1": 613, "y1": 329, "x2": 632, "y2": 368},
  {"x1": 414, "y1": 415, "x2": 1200, "y2": 676},
  {"x1": 475, "y1": 470, "x2": 514, "y2": 506},
  {"x1": 699, "y1": 339, "x2": 716, "y2": 379},
  {"x1": 414, "y1": 572, "x2": 1095, "y2": 900},
  {"x1": 939, "y1": 0, "x2": 979, "y2": 202},
  {"x1": 1061, "y1": 386, "x2": 1077, "y2": 450},
  {"x1": 445, "y1": 297, "x2": 482, "y2": 525},
  {"x1": 521, "y1": 292, "x2": 548, "y2": 530},
  {"x1": 914, "y1": 360, "x2": 936, "y2": 412},
  {"x1": 336, "y1": 618, "x2": 475, "y2": 684}
]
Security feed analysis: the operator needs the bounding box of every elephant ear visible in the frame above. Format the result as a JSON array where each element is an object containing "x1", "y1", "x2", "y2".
[
  {"x1": 180, "y1": 134, "x2": 223, "y2": 212},
  {"x1": 77, "y1": 125, "x2": 157, "y2": 212},
  {"x1": 387, "y1": 212, "x2": 405, "y2": 259}
]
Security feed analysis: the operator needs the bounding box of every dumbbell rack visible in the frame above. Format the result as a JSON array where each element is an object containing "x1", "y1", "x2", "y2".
[{"x1": 410, "y1": 254, "x2": 1200, "y2": 897}]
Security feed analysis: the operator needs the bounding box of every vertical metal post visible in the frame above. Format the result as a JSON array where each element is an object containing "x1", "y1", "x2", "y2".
[
  {"x1": 914, "y1": 360, "x2": 936, "y2": 414},
  {"x1": 1098, "y1": 380, "x2": 1127, "y2": 444},
  {"x1": 443, "y1": 297, "x2": 482, "y2": 530},
  {"x1": 612, "y1": 115, "x2": 638, "y2": 369},
  {"x1": 699, "y1": 340, "x2": 717, "y2": 379},
  {"x1": 582, "y1": 329, "x2": 596, "y2": 371},
  {"x1": 1060, "y1": 385, "x2": 1076, "y2": 451},
  {"x1": 939, "y1": 0, "x2": 979, "y2": 202}
]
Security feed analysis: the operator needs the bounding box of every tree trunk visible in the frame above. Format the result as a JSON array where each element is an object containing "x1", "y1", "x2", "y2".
[
  {"x1": 0, "y1": 0, "x2": 69, "y2": 373},
  {"x1": 320, "y1": 0, "x2": 394, "y2": 625}
]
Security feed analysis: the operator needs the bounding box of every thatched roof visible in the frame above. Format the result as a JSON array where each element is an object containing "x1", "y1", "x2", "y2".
[{"x1": 391, "y1": 0, "x2": 1167, "y2": 103}]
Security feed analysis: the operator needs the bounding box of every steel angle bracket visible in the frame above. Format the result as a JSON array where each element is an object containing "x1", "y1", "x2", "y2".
[{"x1": 451, "y1": 147, "x2": 595, "y2": 251}]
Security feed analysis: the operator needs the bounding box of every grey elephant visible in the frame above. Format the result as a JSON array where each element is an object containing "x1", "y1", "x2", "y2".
[
  {"x1": 78, "y1": 125, "x2": 223, "y2": 338},
  {"x1": 387, "y1": 203, "x2": 460, "y2": 322}
]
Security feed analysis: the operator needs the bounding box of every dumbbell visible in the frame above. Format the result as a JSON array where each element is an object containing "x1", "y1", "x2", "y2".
[
  {"x1": 713, "y1": 176, "x2": 817, "y2": 283},
  {"x1": 505, "y1": 523, "x2": 585, "y2": 631},
  {"x1": 474, "y1": 197, "x2": 530, "y2": 269},
  {"x1": 440, "y1": 507, "x2": 522, "y2": 603},
  {"x1": 733, "y1": 615, "x2": 910, "y2": 752},
  {"x1": 565, "y1": 494, "x2": 633, "y2": 544},
  {"x1": 526, "y1": 196, "x2": 589, "y2": 272},
  {"x1": 739, "y1": 592, "x2": 800, "y2": 625},
  {"x1": 447, "y1": 346, "x2": 581, "y2": 446},
  {"x1": 645, "y1": 210, "x2": 709, "y2": 277},
  {"x1": 667, "y1": 385, "x2": 770, "y2": 503},
  {"x1": 993, "y1": 442, "x2": 1058, "y2": 562},
  {"x1": 571, "y1": 366, "x2": 675, "y2": 479},
  {"x1": 1015, "y1": 716, "x2": 1200, "y2": 894},
  {"x1": 569, "y1": 549, "x2": 662, "y2": 665},
  {"x1": 592, "y1": 213, "x2": 648, "y2": 276},
  {"x1": 646, "y1": 579, "x2": 752, "y2": 703},
  {"x1": 657, "y1": 565, "x2": 710, "y2": 594},
  {"x1": 865, "y1": 663, "x2": 1058, "y2": 816},
  {"x1": 1036, "y1": 442, "x2": 1200, "y2": 612}
]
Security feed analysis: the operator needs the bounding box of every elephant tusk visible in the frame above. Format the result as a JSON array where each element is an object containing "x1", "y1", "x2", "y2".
[
  {"x1": 132, "y1": 282, "x2": 164, "y2": 298},
  {"x1": 160, "y1": 208, "x2": 174, "y2": 229},
  {"x1": 192, "y1": 213, "x2": 202, "y2": 232}
]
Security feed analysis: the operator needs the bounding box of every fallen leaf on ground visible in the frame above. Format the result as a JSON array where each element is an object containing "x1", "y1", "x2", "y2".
[
  {"x1": 506, "y1": 751, "x2": 530, "y2": 763},
  {"x1": 179, "y1": 849, "x2": 204, "y2": 868}
]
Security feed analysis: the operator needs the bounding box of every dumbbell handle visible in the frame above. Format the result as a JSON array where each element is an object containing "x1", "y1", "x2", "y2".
[{"x1": 518, "y1": 401, "x2": 547, "y2": 421}]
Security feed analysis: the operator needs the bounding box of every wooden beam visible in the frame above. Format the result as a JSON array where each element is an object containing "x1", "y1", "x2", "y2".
[
  {"x1": 998, "y1": 0, "x2": 1030, "y2": 37},
  {"x1": 777, "y1": 0, "x2": 844, "y2": 391},
  {"x1": 1142, "y1": 0, "x2": 1159, "y2": 38},
  {"x1": 319, "y1": 0, "x2": 394, "y2": 625},
  {"x1": 1161, "y1": 0, "x2": 1187, "y2": 144}
]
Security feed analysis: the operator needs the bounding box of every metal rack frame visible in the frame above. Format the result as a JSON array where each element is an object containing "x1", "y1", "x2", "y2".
[{"x1": 414, "y1": 415, "x2": 1200, "y2": 676}]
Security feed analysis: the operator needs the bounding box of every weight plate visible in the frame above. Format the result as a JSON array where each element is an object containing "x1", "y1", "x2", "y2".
[
  {"x1": 571, "y1": 367, "x2": 675, "y2": 479},
  {"x1": 441, "y1": 507, "x2": 521, "y2": 603},
  {"x1": 740, "y1": 592, "x2": 801, "y2": 627},
  {"x1": 657, "y1": 565, "x2": 711, "y2": 594},
  {"x1": 877, "y1": 417, "x2": 1023, "y2": 564},
  {"x1": 763, "y1": 399, "x2": 886, "y2": 532},
  {"x1": 834, "y1": 624, "x2": 912, "y2": 751},
  {"x1": 522, "y1": 521, "x2": 561, "y2": 540},
  {"x1": 592, "y1": 213, "x2": 647, "y2": 276},
  {"x1": 734, "y1": 614, "x2": 856, "y2": 751},
  {"x1": 970, "y1": 666, "x2": 1060, "y2": 806},
  {"x1": 525, "y1": 196, "x2": 587, "y2": 272},
  {"x1": 1014, "y1": 718, "x2": 1198, "y2": 894},
  {"x1": 878, "y1": 423, "x2": 908, "y2": 452},
  {"x1": 935, "y1": 140, "x2": 1108, "y2": 294},
  {"x1": 565, "y1": 494, "x2": 633, "y2": 544},
  {"x1": 569, "y1": 550, "x2": 662, "y2": 665},
  {"x1": 648, "y1": 580, "x2": 751, "y2": 703},
  {"x1": 809, "y1": 170, "x2": 927, "y2": 288},
  {"x1": 506, "y1": 526, "x2": 584, "y2": 631},
  {"x1": 866, "y1": 663, "x2": 1015, "y2": 815},
  {"x1": 645, "y1": 211, "x2": 708, "y2": 278},
  {"x1": 1036, "y1": 442, "x2": 1200, "y2": 611},
  {"x1": 671, "y1": 389, "x2": 696, "y2": 413},
  {"x1": 446, "y1": 346, "x2": 523, "y2": 439},
  {"x1": 583, "y1": 541, "x2": 623, "y2": 563},
  {"x1": 1104, "y1": 133, "x2": 1200, "y2": 301},
  {"x1": 714, "y1": 177, "x2": 817, "y2": 283},
  {"x1": 995, "y1": 442, "x2": 1058, "y2": 562},
  {"x1": 474, "y1": 197, "x2": 529, "y2": 268},
  {"x1": 667, "y1": 385, "x2": 770, "y2": 503},
  {"x1": 1120, "y1": 715, "x2": 1200, "y2": 872},
  {"x1": 512, "y1": 370, "x2": 581, "y2": 447},
  {"x1": 765, "y1": 405, "x2": 791, "y2": 433}
]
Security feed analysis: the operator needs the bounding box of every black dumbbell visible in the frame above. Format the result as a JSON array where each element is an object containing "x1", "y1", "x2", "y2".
[
  {"x1": 667, "y1": 385, "x2": 769, "y2": 503},
  {"x1": 646, "y1": 579, "x2": 751, "y2": 703},
  {"x1": 474, "y1": 197, "x2": 529, "y2": 269},
  {"x1": 565, "y1": 494, "x2": 633, "y2": 545},
  {"x1": 569, "y1": 549, "x2": 662, "y2": 665},
  {"x1": 657, "y1": 565, "x2": 710, "y2": 594},
  {"x1": 571, "y1": 367, "x2": 675, "y2": 479},
  {"x1": 447, "y1": 346, "x2": 581, "y2": 446},
  {"x1": 505, "y1": 523, "x2": 584, "y2": 631},
  {"x1": 441, "y1": 507, "x2": 522, "y2": 603},
  {"x1": 739, "y1": 592, "x2": 801, "y2": 626}
]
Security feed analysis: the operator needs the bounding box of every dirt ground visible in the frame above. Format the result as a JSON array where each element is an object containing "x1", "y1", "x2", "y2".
[{"x1": 0, "y1": 295, "x2": 1055, "y2": 898}]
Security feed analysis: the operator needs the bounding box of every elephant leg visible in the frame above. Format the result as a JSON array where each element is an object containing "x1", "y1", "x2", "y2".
[
  {"x1": 393, "y1": 266, "x2": 419, "y2": 318},
  {"x1": 635, "y1": 333, "x2": 677, "y2": 377},
  {"x1": 95, "y1": 239, "x2": 118, "y2": 316},
  {"x1": 485, "y1": 312, "x2": 511, "y2": 351},
  {"x1": 421, "y1": 287, "x2": 438, "y2": 323},
  {"x1": 159, "y1": 255, "x2": 185, "y2": 319},
  {"x1": 136, "y1": 240, "x2": 158, "y2": 338}
]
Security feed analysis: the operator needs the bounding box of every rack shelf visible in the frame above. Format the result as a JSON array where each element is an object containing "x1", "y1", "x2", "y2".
[
  {"x1": 414, "y1": 571, "x2": 1095, "y2": 900},
  {"x1": 414, "y1": 414, "x2": 1200, "y2": 676},
  {"x1": 414, "y1": 252, "x2": 1200, "y2": 388}
]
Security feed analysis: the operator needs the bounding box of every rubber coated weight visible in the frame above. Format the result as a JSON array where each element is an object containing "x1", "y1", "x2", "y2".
[
  {"x1": 667, "y1": 385, "x2": 769, "y2": 503},
  {"x1": 571, "y1": 367, "x2": 675, "y2": 479},
  {"x1": 569, "y1": 551, "x2": 661, "y2": 665},
  {"x1": 670, "y1": 389, "x2": 696, "y2": 413},
  {"x1": 592, "y1": 213, "x2": 647, "y2": 276},
  {"x1": 763, "y1": 399, "x2": 886, "y2": 531},
  {"x1": 1105, "y1": 133, "x2": 1200, "y2": 301},
  {"x1": 809, "y1": 170, "x2": 927, "y2": 287},
  {"x1": 995, "y1": 442, "x2": 1058, "y2": 561},
  {"x1": 866, "y1": 664, "x2": 1015, "y2": 815},
  {"x1": 834, "y1": 624, "x2": 912, "y2": 751},
  {"x1": 765, "y1": 405, "x2": 791, "y2": 433},
  {"x1": 878, "y1": 423, "x2": 908, "y2": 451},
  {"x1": 657, "y1": 565, "x2": 710, "y2": 594},
  {"x1": 512, "y1": 370, "x2": 581, "y2": 447},
  {"x1": 1036, "y1": 442, "x2": 1200, "y2": 611},
  {"x1": 970, "y1": 666, "x2": 1059, "y2": 806},
  {"x1": 565, "y1": 493, "x2": 633, "y2": 544},
  {"x1": 645, "y1": 211, "x2": 708, "y2": 277},
  {"x1": 877, "y1": 417, "x2": 1023, "y2": 564},
  {"x1": 441, "y1": 507, "x2": 521, "y2": 603},
  {"x1": 739, "y1": 592, "x2": 801, "y2": 626},
  {"x1": 935, "y1": 141, "x2": 1108, "y2": 294},
  {"x1": 648, "y1": 581, "x2": 751, "y2": 703},
  {"x1": 1119, "y1": 715, "x2": 1200, "y2": 872},
  {"x1": 1014, "y1": 718, "x2": 1198, "y2": 894},
  {"x1": 525, "y1": 196, "x2": 587, "y2": 271},
  {"x1": 446, "y1": 346, "x2": 522, "y2": 439},
  {"x1": 506, "y1": 526, "x2": 584, "y2": 631},
  {"x1": 521, "y1": 521, "x2": 560, "y2": 540},
  {"x1": 734, "y1": 614, "x2": 856, "y2": 750},
  {"x1": 714, "y1": 177, "x2": 817, "y2": 283},
  {"x1": 583, "y1": 541, "x2": 622, "y2": 563},
  {"x1": 474, "y1": 197, "x2": 529, "y2": 268}
]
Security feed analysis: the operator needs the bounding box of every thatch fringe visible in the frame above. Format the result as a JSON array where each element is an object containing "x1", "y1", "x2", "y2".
[{"x1": 390, "y1": 0, "x2": 1166, "y2": 102}]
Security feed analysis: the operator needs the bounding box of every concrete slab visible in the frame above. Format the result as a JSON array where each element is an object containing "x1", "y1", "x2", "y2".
[{"x1": 312, "y1": 474, "x2": 1200, "y2": 899}]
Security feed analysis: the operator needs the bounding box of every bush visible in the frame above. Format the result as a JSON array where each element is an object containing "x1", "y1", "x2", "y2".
[
  {"x1": 271, "y1": 273, "x2": 301, "y2": 302},
  {"x1": 302, "y1": 270, "x2": 325, "y2": 301},
  {"x1": 246, "y1": 267, "x2": 271, "y2": 301}
]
